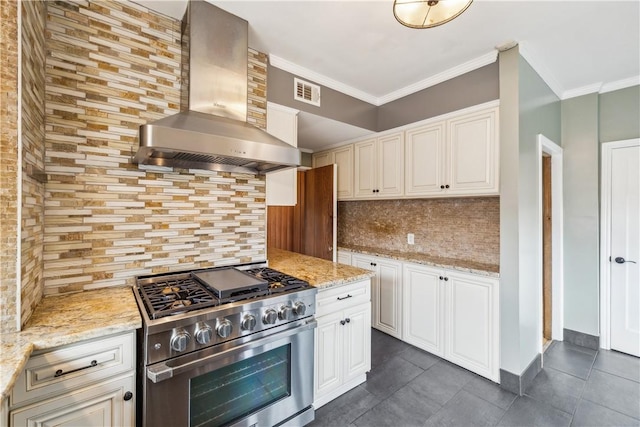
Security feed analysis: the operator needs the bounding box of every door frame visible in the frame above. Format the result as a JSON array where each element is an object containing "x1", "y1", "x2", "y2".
[
  {"x1": 599, "y1": 138, "x2": 640, "y2": 350},
  {"x1": 536, "y1": 134, "x2": 564, "y2": 356}
]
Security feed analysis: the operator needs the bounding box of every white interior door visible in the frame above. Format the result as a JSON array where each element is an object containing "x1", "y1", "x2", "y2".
[{"x1": 607, "y1": 141, "x2": 639, "y2": 357}]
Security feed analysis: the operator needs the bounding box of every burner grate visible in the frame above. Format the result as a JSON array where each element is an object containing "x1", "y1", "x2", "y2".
[
  {"x1": 139, "y1": 277, "x2": 218, "y2": 319},
  {"x1": 245, "y1": 267, "x2": 309, "y2": 293}
]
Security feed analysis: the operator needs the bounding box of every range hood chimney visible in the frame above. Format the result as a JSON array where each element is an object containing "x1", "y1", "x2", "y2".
[{"x1": 133, "y1": 0, "x2": 300, "y2": 174}]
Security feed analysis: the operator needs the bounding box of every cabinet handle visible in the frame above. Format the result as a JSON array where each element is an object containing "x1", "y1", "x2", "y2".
[
  {"x1": 444, "y1": 277, "x2": 449, "y2": 281},
  {"x1": 124, "y1": 391, "x2": 133, "y2": 401},
  {"x1": 440, "y1": 185, "x2": 445, "y2": 189},
  {"x1": 445, "y1": 184, "x2": 450, "y2": 189},
  {"x1": 54, "y1": 359, "x2": 98, "y2": 378},
  {"x1": 340, "y1": 320, "x2": 346, "y2": 325},
  {"x1": 337, "y1": 294, "x2": 353, "y2": 301},
  {"x1": 345, "y1": 318, "x2": 351, "y2": 323},
  {"x1": 439, "y1": 276, "x2": 444, "y2": 280}
]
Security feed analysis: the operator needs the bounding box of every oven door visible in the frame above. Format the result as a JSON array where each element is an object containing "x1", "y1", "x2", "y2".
[{"x1": 143, "y1": 319, "x2": 316, "y2": 427}]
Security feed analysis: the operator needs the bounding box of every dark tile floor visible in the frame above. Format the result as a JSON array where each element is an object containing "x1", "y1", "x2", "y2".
[{"x1": 310, "y1": 329, "x2": 640, "y2": 427}]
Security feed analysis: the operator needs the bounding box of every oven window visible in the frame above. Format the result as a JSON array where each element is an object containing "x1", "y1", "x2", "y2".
[{"x1": 189, "y1": 345, "x2": 292, "y2": 427}]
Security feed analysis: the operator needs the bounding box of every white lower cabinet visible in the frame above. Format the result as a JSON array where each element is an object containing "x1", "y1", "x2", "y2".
[
  {"x1": 314, "y1": 280, "x2": 371, "y2": 408},
  {"x1": 403, "y1": 263, "x2": 499, "y2": 382},
  {"x1": 9, "y1": 331, "x2": 136, "y2": 427},
  {"x1": 351, "y1": 254, "x2": 402, "y2": 339},
  {"x1": 10, "y1": 374, "x2": 135, "y2": 427}
]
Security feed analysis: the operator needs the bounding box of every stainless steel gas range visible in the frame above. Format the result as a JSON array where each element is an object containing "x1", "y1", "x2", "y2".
[{"x1": 133, "y1": 262, "x2": 317, "y2": 427}]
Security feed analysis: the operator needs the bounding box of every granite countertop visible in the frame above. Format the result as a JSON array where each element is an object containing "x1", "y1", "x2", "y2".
[
  {"x1": 0, "y1": 287, "x2": 141, "y2": 401},
  {"x1": 339, "y1": 245, "x2": 500, "y2": 277},
  {"x1": 268, "y1": 247, "x2": 374, "y2": 289}
]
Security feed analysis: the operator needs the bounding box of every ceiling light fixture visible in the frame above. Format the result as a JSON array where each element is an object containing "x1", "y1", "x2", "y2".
[{"x1": 393, "y1": 0, "x2": 473, "y2": 29}]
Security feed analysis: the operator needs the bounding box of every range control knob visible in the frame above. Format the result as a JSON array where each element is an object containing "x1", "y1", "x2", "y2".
[
  {"x1": 241, "y1": 314, "x2": 257, "y2": 331},
  {"x1": 170, "y1": 329, "x2": 191, "y2": 352},
  {"x1": 293, "y1": 301, "x2": 307, "y2": 316},
  {"x1": 278, "y1": 305, "x2": 293, "y2": 321},
  {"x1": 216, "y1": 319, "x2": 233, "y2": 338},
  {"x1": 263, "y1": 308, "x2": 278, "y2": 325},
  {"x1": 194, "y1": 322, "x2": 213, "y2": 345}
]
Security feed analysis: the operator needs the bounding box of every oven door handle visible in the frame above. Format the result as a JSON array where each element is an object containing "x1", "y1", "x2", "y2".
[{"x1": 147, "y1": 319, "x2": 317, "y2": 383}]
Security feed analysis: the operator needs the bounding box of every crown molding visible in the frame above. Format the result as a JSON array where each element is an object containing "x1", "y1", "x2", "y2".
[
  {"x1": 600, "y1": 76, "x2": 640, "y2": 94},
  {"x1": 518, "y1": 42, "x2": 564, "y2": 100},
  {"x1": 269, "y1": 54, "x2": 379, "y2": 105},
  {"x1": 561, "y1": 83, "x2": 603, "y2": 100},
  {"x1": 377, "y1": 50, "x2": 498, "y2": 105}
]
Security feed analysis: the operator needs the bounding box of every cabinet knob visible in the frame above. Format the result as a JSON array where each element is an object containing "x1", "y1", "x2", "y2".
[
  {"x1": 340, "y1": 320, "x2": 346, "y2": 325},
  {"x1": 345, "y1": 318, "x2": 351, "y2": 323},
  {"x1": 439, "y1": 276, "x2": 444, "y2": 280},
  {"x1": 444, "y1": 277, "x2": 449, "y2": 281},
  {"x1": 440, "y1": 185, "x2": 445, "y2": 189},
  {"x1": 124, "y1": 391, "x2": 133, "y2": 401},
  {"x1": 445, "y1": 184, "x2": 450, "y2": 189}
]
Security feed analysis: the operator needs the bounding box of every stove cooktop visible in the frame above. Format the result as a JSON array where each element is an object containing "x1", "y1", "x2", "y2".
[{"x1": 137, "y1": 266, "x2": 311, "y2": 320}]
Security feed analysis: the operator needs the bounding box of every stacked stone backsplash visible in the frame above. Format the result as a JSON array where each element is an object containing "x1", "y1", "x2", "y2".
[
  {"x1": 42, "y1": 0, "x2": 268, "y2": 295},
  {"x1": 338, "y1": 198, "x2": 500, "y2": 266},
  {"x1": 1, "y1": 0, "x2": 21, "y2": 333},
  {"x1": 21, "y1": 0, "x2": 47, "y2": 326}
]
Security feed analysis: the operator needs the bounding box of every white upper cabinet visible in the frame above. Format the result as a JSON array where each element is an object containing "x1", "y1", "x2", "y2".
[
  {"x1": 405, "y1": 122, "x2": 446, "y2": 197},
  {"x1": 312, "y1": 102, "x2": 498, "y2": 201},
  {"x1": 447, "y1": 108, "x2": 498, "y2": 195},
  {"x1": 312, "y1": 145, "x2": 354, "y2": 200},
  {"x1": 266, "y1": 103, "x2": 299, "y2": 206},
  {"x1": 405, "y1": 106, "x2": 499, "y2": 198},
  {"x1": 354, "y1": 132, "x2": 404, "y2": 198}
]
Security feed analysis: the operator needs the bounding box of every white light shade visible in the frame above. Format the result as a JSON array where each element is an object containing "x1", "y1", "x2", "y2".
[{"x1": 393, "y1": 0, "x2": 473, "y2": 29}]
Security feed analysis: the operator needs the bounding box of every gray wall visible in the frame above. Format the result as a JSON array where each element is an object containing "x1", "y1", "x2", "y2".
[
  {"x1": 267, "y1": 64, "x2": 378, "y2": 131},
  {"x1": 599, "y1": 86, "x2": 640, "y2": 142},
  {"x1": 499, "y1": 48, "x2": 561, "y2": 376},
  {"x1": 562, "y1": 93, "x2": 600, "y2": 336},
  {"x1": 267, "y1": 61, "x2": 499, "y2": 134},
  {"x1": 377, "y1": 62, "x2": 499, "y2": 131},
  {"x1": 561, "y1": 85, "x2": 639, "y2": 337}
]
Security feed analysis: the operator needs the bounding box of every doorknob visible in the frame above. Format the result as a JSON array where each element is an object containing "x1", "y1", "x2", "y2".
[{"x1": 614, "y1": 257, "x2": 637, "y2": 264}]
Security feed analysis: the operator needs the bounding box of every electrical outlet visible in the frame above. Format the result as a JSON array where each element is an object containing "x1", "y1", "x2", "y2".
[{"x1": 407, "y1": 233, "x2": 415, "y2": 245}]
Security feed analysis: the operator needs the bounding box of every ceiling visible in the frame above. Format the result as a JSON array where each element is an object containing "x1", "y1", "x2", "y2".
[{"x1": 136, "y1": 0, "x2": 639, "y2": 151}]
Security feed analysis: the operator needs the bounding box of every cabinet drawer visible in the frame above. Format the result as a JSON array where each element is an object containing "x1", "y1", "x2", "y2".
[
  {"x1": 316, "y1": 279, "x2": 370, "y2": 318},
  {"x1": 11, "y1": 332, "x2": 135, "y2": 407}
]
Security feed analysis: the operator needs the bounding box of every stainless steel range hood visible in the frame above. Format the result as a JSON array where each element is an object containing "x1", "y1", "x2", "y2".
[{"x1": 133, "y1": 0, "x2": 300, "y2": 174}]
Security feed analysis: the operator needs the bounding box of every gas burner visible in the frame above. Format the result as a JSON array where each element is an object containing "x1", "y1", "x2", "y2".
[
  {"x1": 245, "y1": 267, "x2": 309, "y2": 294},
  {"x1": 138, "y1": 277, "x2": 218, "y2": 319}
]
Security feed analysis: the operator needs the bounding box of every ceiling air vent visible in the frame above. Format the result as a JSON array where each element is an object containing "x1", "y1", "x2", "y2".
[{"x1": 294, "y1": 78, "x2": 321, "y2": 107}]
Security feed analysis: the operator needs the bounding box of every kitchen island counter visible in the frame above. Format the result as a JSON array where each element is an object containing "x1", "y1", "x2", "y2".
[
  {"x1": 268, "y1": 247, "x2": 374, "y2": 290},
  {"x1": 0, "y1": 287, "x2": 140, "y2": 400},
  {"x1": 339, "y1": 245, "x2": 500, "y2": 277}
]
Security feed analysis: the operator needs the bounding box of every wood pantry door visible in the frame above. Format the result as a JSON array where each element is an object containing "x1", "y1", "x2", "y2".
[{"x1": 266, "y1": 165, "x2": 336, "y2": 261}]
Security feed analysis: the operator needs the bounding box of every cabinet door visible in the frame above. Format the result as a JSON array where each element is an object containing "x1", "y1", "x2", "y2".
[
  {"x1": 10, "y1": 374, "x2": 135, "y2": 427},
  {"x1": 351, "y1": 254, "x2": 377, "y2": 326},
  {"x1": 336, "y1": 250, "x2": 352, "y2": 265},
  {"x1": 353, "y1": 138, "x2": 377, "y2": 198},
  {"x1": 445, "y1": 270, "x2": 499, "y2": 382},
  {"x1": 312, "y1": 151, "x2": 333, "y2": 168},
  {"x1": 375, "y1": 258, "x2": 403, "y2": 339},
  {"x1": 333, "y1": 145, "x2": 354, "y2": 200},
  {"x1": 377, "y1": 133, "x2": 404, "y2": 197},
  {"x1": 405, "y1": 123, "x2": 446, "y2": 196},
  {"x1": 403, "y1": 263, "x2": 445, "y2": 357},
  {"x1": 447, "y1": 108, "x2": 498, "y2": 195},
  {"x1": 343, "y1": 303, "x2": 372, "y2": 383},
  {"x1": 314, "y1": 311, "x2": 343, "y2": 398},
  {"x1": 266, "y1": 103, "x2": 299, "y2": 206}
]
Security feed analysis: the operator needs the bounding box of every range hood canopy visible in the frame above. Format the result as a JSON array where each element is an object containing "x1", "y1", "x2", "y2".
[{"x1": 133, "y1": 0, "x2": 300, "y2": 175}]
